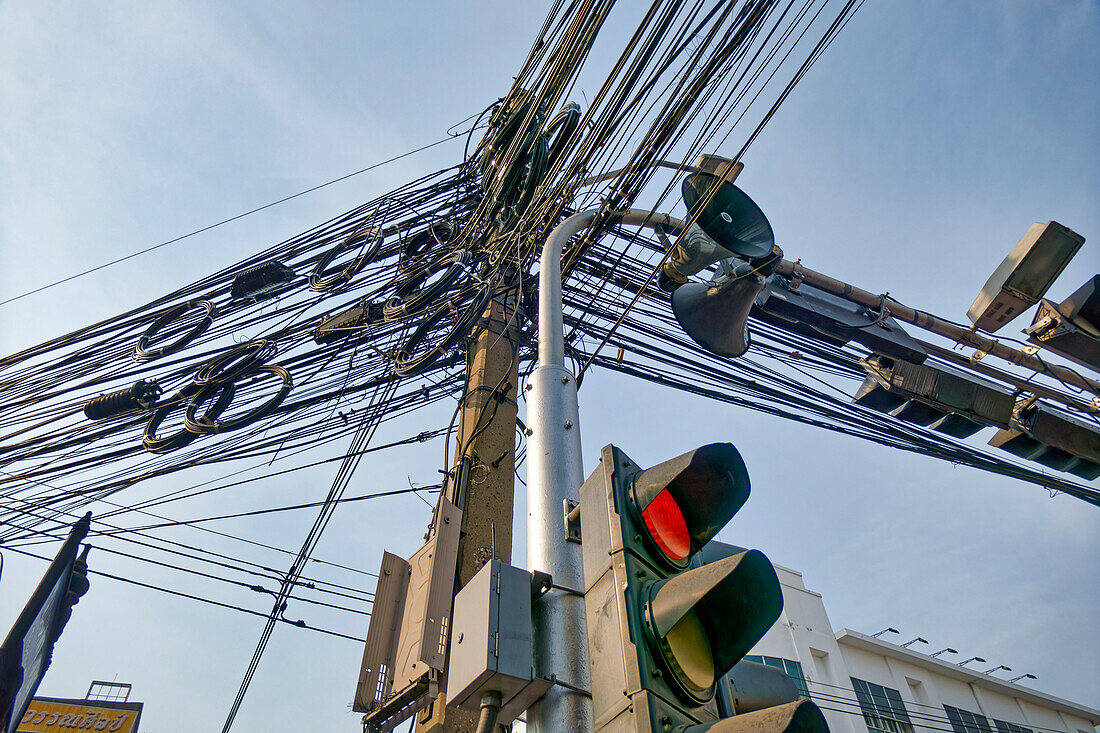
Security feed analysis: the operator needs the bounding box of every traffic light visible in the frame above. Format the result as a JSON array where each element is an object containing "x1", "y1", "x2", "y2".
[
  {"x1": 852, "y1": 356, "x2": 1014, "y2": 439},
  {"x1": 578, "y1": 443, "x2": 829, "y2": 733}
]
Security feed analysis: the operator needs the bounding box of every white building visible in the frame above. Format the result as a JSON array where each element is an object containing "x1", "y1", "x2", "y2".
[{"x1": 744, "y1": 565, "x2": 1099, "y2": 733}]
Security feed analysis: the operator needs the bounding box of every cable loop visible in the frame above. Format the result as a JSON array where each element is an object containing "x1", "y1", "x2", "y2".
[
  {"x1": 193, "y1": 339, "x2": 278, "y2": 387},
  {"x1": 309, "y1": 224, "x2": 383, "y2": 292},
  {"x1": 384, "y1": 250, "x2": 473, "y2": 321},
  {"x1": 395, "y1": 285, "x2": 493, "y2": 377},
  {"x1": 143, "y1": 386, "x2": 234, "y2": 454},
  {"x1": 134, "y1": 299, "x2": 216, "y2": 362},
  {"x1": 184, "y1": 365, "x2": 293, "y2": 435}
]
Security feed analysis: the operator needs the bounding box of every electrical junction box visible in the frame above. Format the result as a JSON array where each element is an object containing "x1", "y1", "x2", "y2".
[
  {"x1": 967, "y1": 221, "x2": 1084, "y2": 332},
  {"x1": 446, "y1": 559, "x2": 551, "y2": 725}
]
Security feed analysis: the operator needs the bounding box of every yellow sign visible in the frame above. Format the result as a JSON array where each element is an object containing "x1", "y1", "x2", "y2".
[{"x1": 17, "y1": 698, "x2": 141, "y2": 733}]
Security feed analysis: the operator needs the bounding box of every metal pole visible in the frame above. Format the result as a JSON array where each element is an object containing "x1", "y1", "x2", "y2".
[
  {"x1": 525, "y1": 210, "x2": 594, "y2": 733},
  {"x1": 772, "y1": 259, "x2": 1100, "y2": 399},
  {"x1": 525, "y1": 208, "x2": 674, "y2": 732}
]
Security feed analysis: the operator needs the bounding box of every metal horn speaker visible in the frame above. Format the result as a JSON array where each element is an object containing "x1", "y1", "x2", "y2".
[
  {"x1": 682, "y1": 172, "x2": 774, "y2": 260},
  {"x1": 671, "y1": 271, "x2": 766, "y2": 357}
]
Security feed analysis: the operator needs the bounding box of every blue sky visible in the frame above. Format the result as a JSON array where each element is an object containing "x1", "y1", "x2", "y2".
[{"x1": 0, "y1": 2, "x2": 1097, "y2": 732}]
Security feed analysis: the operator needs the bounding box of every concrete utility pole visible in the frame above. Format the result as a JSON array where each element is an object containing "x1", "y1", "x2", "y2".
[{"x1": 417, "y1": 293, "x2": 521, "y2": 733}]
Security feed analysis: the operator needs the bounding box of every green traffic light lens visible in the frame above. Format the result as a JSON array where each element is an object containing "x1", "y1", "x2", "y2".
[
  {"x1": 663, "y1": 608, "x2": 716, "y2": 694},
  {"x1": 641, "y1": 488, "x2": 691, "y2": 562}
]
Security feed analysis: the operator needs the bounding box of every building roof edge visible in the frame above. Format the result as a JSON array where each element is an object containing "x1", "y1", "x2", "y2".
[{"x1": 834, "y1": 629, "x2": 1100, "y2": 724}]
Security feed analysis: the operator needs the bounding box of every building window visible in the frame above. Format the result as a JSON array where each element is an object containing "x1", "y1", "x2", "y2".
[
  {"x1": 743, "y1": 655, "x2": 809, "y2": 699},
  {"x1": 851, "y1": 677, "x2": 914, "y2": 733},
  {"x1": 993, "y1": 720, "x2": 1032, "y2": 733},
  {"x1": 945, "y1": 705, "x2": 993, "y2": 733}
]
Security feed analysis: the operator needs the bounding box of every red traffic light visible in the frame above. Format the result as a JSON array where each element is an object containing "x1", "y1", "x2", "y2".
[
  {"x1": 641, "y1": 488, "x2": 691, "y2": 562},
  {"x1": 631, "y1": 443, "x2": 750, "y2": 568}
]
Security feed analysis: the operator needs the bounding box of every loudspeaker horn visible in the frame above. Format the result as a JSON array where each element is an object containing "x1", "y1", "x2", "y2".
[
  {"x1": 672, "y1": 272, "x2": 766, "y2": 358},
  {"x1": 682, "y1": 172, "x2": 774, "y2": 260}
]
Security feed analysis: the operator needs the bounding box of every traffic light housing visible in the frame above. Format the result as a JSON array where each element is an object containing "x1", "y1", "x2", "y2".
[{"x1": 579, "y1": 443, "x2": 829, "y2": 733}]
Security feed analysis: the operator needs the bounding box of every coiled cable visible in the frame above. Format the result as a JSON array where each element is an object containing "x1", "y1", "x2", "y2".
[
  {"x1": 384, "y1": 250, "x2": 473, "y2": 321},
  {"x1": 184, "y1": 365, "x2": 293, "y2": 435},
  {"x1": 134, "y1": 299, "x2": 217, "y2": 362},
  {"x1": 143, "y1": 387, "x2": 234, "y2": 454},
  {"x1": 309, "y1": 225, "x2": 383, "y2": 292},
  {"x1": 395, "y1": 285, "x2": 492, "y2": 377},
  {"x1": 193, "y1": 339, "x2": 278, "y2": 387}
]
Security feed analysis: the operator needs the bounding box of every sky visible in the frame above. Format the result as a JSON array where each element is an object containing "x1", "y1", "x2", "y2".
[{"x1": 0, "y1": 2, "x2": 1097, "y2": 732}]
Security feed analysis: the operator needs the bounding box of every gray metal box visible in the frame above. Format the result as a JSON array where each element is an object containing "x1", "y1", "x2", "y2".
[
  {"x1": 354, "y1": 551, "x2": 411, "y2": 714},
  {"x1": 393, "y1": 497, "x2": 462, "y2": 689},
  {"x1": 447, "y1": 559, "x2": 550, "y2": 724},
  {"x1": 1025, "y1": 275, "x2": 1100, "y2": 372}
]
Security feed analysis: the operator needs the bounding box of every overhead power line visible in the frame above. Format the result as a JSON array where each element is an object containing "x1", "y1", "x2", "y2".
[
  {"x1": 1, "y1": 543, "x2": 363, "y2": 642},
  {"x1": 0, "y1": 132, "x2": 467, "y2": 309}
]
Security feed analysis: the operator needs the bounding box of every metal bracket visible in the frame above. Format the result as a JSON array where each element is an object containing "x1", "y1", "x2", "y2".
[
  {"x1": 360, "y1": 675, "x2": 431, "y2": 733},
  {"x1": 530, "y1": 570, "x2": 553, "y2": 603},
  {"x1": 652, "y1": 221, "x2": 675, "y2": 251},
  {"x1": 789, "y1": 259, "x2": 804, "y2": 291},
  {"x1": 563, "y1": 498, "x2": 582, "y2": 543},
  {"x1": 695, "y1": 153, "x2": 744, "y2": 185},
  {"x1": 547, "y1": 673, "x2": 593, "y2": 699}
]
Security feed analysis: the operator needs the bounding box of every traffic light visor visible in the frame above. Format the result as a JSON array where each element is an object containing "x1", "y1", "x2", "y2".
[
  {"x1": 645, "y1": 549, "x2": 782, "y2": 703},
  {"x1": 684, "y1": 700, "x2": 829, "y2": 733},
  {"x1": 632, "y1": 443, "x2": 750, "y2": 566}
]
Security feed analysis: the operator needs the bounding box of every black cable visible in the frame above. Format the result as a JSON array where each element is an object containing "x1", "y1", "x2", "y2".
[
  {"x1": 0, "y1": 135, "x2": 466, "y2": 309},
  {"x1": 1, "y1": 543, "x2": 364, "y2": 642}
]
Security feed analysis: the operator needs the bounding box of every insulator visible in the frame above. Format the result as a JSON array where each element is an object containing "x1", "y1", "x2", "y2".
[
  {"x1": 84, "y1": 380, "x2": 162, "y2": 420},
  {"x1": 231, "y1": 260, "x2": 297, "y2": 300}
]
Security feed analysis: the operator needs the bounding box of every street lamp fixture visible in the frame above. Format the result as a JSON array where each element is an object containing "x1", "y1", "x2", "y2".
[
  {"x1": 872, "y1": 628, "x2": 900, "y2": 638},
  {"x1": 967, "y1": 221, "x2": 1084, "y2": 332},
  {"x1": 958, "y1": 657, "x2": 986, "y2": 666},
  {"x1": 981, "y1": 665, "x2": 1012, "y2": 675},
  {"x1": 901, "y1": 637, "x2": 928, "y2": 648},
  {"x1": 931, "y1": 648, "x2": 958, "y2": 658},
  {"x1": 1008, "y1": 674, "x2": 1037, "y2": 684}
]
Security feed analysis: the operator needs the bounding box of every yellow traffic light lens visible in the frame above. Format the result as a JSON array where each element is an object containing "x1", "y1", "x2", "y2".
[
  {"x1": 663, "y1": 608, "x2": 715, "y2": 694},
  {"x1": 642, "y1": 488, "x2": 691, "y2": 561}
]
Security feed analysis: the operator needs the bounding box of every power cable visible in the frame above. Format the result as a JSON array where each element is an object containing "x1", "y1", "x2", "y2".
[
  {"x1": 1, "y1": 543, "x2": 363, "y2": 642},
  {"x1": 0, "y1": 133, "x2": 469, "y2": 309}
]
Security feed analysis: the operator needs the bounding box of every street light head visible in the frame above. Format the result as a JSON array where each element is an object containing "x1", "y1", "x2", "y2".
[
  {"x1": 981, "y1": 665, "x2": 1012, "y2": 674},
  {"x1": 967, "y1": 221, "x2": 1084, "y2": 332},
  {"x1": 682, "y1": 173, "x2": 774, "y2": 261},
  {"x1": 872, "y1": 628, "x2": 900, "y2": 638},
  {"x1": 958, "y1": 657, "x2": 986, "y2": 666},
  {"x1": 901, "y1": 637, "x2": 929, "y2": 648},
  {"x1": 930, "y1": 647, "x2": 958, "y2": 658},
  {"x1": 1008, "y1": 673, "x2": 1037, "y2": 683}
]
